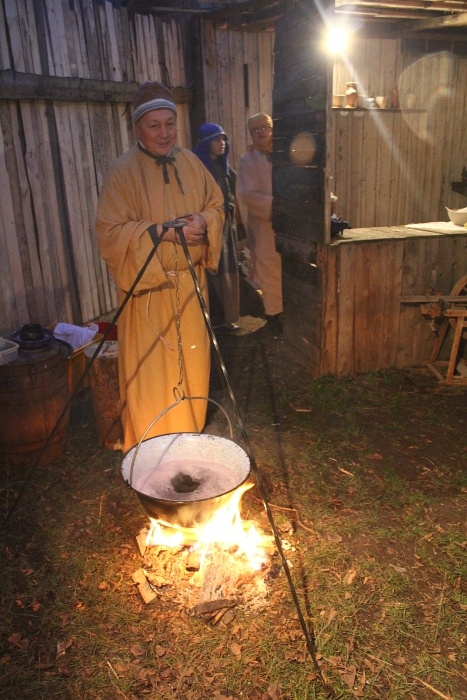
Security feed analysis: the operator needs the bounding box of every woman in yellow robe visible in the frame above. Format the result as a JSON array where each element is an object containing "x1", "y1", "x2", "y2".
[{"x1": 95, "y1": 82, "x2": 224, "y2": 452}]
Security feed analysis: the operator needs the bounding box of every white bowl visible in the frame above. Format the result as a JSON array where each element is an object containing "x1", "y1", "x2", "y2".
[
  {"x1": 332, "y1": 94, "x2": 345, "y2": 108},
  {"x1": 375, "y1": 96, "x2": 388, "y2": 109},
  {"x1": 446, "y1": 207, "x2": 467, "y2": 226}
]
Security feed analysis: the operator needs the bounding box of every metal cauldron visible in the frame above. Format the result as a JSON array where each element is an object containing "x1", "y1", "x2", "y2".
[
  {"x1": 121, "y1": 432, "x2": 252, "y2": 528},
  {"x1": 121, "y1": 398, "x2": 252, "y2": 528}
]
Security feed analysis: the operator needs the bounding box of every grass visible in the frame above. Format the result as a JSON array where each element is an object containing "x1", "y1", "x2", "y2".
[{"x1": 1, "y1": 327, "x2": 466, "y2": 700}]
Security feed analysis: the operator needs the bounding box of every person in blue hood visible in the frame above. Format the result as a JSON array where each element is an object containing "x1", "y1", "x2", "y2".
[{"x1": 194, "y1": 123, "x2": 240, "y2": 332}]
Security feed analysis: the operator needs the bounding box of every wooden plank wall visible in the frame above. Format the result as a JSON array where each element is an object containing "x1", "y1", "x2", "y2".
[
  {"x1": 0, "y1": 0, "x2": 194, "y2": 337},
  {"x1": 200, "y1": 20, "x2": 274, "y2": 170},
  {"x1": 317, "y1": 231, "x2": 467, "y2": 377},
  {"x1": 0, "y1": 1, "x2": 273, "y2": 338},
  {"x1": 330, "y1": 39, "x2": 467, "y2": 228}
]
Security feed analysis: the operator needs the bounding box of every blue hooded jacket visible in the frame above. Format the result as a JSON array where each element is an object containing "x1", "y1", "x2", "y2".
[{"x1": 194, "y1": 123, "x2": 230, "y2": 177}]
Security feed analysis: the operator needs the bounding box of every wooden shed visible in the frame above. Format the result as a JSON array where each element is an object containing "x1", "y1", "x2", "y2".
[
  {"x1": 271, "y1": 0, "x2": 467, "y2": 376},
  {"x1": 1, "y1": 0, "x2": 466, "y2": 379}
]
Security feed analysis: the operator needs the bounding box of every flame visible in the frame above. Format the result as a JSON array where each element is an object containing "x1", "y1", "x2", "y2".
[
  {"x1": 145, "y1": 482, "x2": 269, "y2": 570},
  {"x1": 145, "y1": 522, "x2": 186, "y2": 548}
]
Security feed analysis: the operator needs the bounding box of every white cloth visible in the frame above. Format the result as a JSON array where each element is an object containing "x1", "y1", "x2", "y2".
[
  {"x1": 53, "y1": 323, "x2": 99, "y2": 350},
  {"x1": 405, "y1": 221, "x2": 466, "y2": 234}
]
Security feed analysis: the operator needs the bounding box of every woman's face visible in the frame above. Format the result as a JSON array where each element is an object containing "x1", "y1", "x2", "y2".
[
  {"x1": 209, "y1": 135, "x2": 226, "y2": 158},
  {"x1": 251, "y1": 124, "x2": 273, "y2": 151},
  {"x1": 135, "y1": 109, "x2": 177, "y2": 156}
]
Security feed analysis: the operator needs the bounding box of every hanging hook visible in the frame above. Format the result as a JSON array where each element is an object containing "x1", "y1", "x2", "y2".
[{"x1": 173, "y1": 385, "x2": 185, "y2": 401}]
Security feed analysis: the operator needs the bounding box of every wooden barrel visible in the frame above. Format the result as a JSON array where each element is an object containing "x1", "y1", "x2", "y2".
[{"x1": 0, "y1": 341, "x2": 71, "y2": 467}]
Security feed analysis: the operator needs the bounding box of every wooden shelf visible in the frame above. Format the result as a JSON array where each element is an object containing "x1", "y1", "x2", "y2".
[{"x1": 331, "y1": 107, "x2": 425, "y2": 113}]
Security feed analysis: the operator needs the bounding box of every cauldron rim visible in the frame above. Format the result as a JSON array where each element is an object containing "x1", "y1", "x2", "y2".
[{"x1": 121, "y1": 431, "x2": 252, "y2": 507}]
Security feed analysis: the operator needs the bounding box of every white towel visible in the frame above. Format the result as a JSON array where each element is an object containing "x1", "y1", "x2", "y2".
[
  {"x1": 405, "y1": 221, "x2": 465, "y2": 234},
  {"x1": 53, "y1": 322, "x2": 99, "y2": 350}
]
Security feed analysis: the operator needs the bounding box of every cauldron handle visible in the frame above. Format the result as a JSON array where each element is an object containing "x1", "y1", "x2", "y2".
[{"x1": 128, "y1": 396, "x2": 234, "y2": 488}]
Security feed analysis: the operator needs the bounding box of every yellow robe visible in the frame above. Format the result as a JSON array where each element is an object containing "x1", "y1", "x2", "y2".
[{"x1": 95, "y1": 144, "x2": 224, "y2": 452}]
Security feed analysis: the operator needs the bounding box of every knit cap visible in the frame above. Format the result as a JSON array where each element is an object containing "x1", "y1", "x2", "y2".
[{"x1": 133, "y1": 81, "x2": 177, "y2": 123}]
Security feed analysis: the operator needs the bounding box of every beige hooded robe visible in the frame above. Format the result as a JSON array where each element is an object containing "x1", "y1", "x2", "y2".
[{"x1": 237, "y1": 148, "x2": 283, "y2": 316}]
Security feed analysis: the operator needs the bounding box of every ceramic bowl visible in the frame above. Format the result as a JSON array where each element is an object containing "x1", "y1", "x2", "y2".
[
  {"x1": 332, "y1": 94, "x2": 345, "y2": 108},
  {"x1": 446, "y1": 206, "x2": 467, "y2": 226},
  {"x1": 375, "y1": 96, "x2": 388, "y2": 109}
]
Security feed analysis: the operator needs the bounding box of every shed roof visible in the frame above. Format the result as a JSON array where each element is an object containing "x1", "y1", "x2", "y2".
[{"x1": 124, "y1": 0, "x2": 467, "y2": 34}]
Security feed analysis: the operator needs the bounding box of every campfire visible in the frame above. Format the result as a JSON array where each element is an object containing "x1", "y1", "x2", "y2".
[
  {"x1": 121, "y1": 431, "x2": 281, "y2": 622},
  {"x1": 132, "y1": 483, "x2": 277, "y2": 623}
]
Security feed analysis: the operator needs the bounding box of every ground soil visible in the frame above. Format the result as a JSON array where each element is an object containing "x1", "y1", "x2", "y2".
[{"x1": 0, "y1": 276, "x2": 465, "y2": 700}]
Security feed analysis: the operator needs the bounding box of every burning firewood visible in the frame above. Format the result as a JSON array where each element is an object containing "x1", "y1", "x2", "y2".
[
  {"x1": 185, "y1": 550, "x2": 201, "y2": 572},
  {"x1": 189, "y1": 597, "x2": 238, "y2": 617},
  {"x1": 136, "y1": 528, "x2": 148, "y2": 556},
  {"x1": 132, "y1": 509, "x2": 276, "y2": 615}
]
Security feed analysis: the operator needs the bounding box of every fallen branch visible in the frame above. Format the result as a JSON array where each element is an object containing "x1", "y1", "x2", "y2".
[
  {"x1": 413, "y1": 677, "x2": 453, "y2": 700},
  {"x1": 251, "y1": 496, "x2": 316, "y2": 534}
]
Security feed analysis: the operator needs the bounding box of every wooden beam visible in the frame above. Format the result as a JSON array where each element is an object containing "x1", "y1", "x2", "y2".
[
  {"x1": 335, "y1": 0, "x2": 467, "y2": 12},
  {"x1": 403, "y1": 11, "x2": 467, "y2": 31},
  {"x1": 0, "y1": 70, "x2": 137, "y2": 102},
  {"x1": 335, "y1": 1, "x2": 467, "y2": 21},
  {"x1": 0, "y1": 70, "x2": 192, "y2": 103},
  {"x1": 148, "y1": 6, "x2": 209, "y2": 12},
  {"x1": 399, "y1": 295, "x2": 467, "y2": 304},
  {"x1": 209, "y1": 0, "x2": 286, "y2": 23}
]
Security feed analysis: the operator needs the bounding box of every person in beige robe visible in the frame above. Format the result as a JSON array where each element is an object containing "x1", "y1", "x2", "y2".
[
  {"x1": 237, "y1": 113, "x2": 283, "y2": 336},
  {"x1": 95, "y1": 82, "x2": 224, "y2": 452}
]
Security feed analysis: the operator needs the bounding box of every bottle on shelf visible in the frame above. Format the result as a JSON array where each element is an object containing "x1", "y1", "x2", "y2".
[
  {"x1": 345, "y1": 81, "x2": 358, "y2": 108},
  {"x1": 390, "y1": 85, "x2": 399, "y2": 109}
]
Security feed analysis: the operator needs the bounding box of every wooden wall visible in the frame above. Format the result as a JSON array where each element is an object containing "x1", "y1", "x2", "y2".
[
  {"x1": 200, "y1": 21, "x2": 274, "y2": 170},
  {"x1": 330, "y1": 39, "x2": 467, "y2": 228},
  {"x1": 271, "y1": 3, "x2": 467, "y2": 249},
  {"x1": 2, "y1": 0, "x2": 465, "y2": 379},
  {"x1": 284, "y1": 227, "x2": 467, "y2": 376},
  {"x1": 0, "y1": 0, "x2": 161, "y2": 336},
  {"x1": 0, "y1": 0, "x2": 272, "y2": 338}
]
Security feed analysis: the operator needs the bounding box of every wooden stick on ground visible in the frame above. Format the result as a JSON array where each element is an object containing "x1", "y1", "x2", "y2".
[
  {"x1": 413, "y1": 677, "x2": 453, "y2": 700},
  {"x1": 189, "y1": 598, "x2": 237, "y2": 617}
]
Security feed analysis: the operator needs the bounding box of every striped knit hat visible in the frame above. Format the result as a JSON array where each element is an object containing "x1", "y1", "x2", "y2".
[{"x1": 133, "y1": 81, "x2": 177, "y2": 124}]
